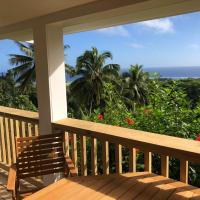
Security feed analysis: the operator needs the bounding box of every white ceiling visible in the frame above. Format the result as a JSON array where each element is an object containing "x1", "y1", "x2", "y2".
[
  {"x1": 0, "y1": 0, "x2": 200, "y2": 40},
  {"x1": 0, "y1": 0, "x2": 96, "y2": 27}
]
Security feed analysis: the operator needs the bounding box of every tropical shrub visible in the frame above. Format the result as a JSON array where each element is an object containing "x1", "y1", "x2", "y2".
[{"x1": 84, "y1": 80, "x2": 200, "y2": 186}]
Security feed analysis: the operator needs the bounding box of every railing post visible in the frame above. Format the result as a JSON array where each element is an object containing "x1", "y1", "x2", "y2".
[
  {"x1": 161, "y1": 155, "x2": 169, "y2": 178},
  {"x1": 71, "y1": 133, "x2": 78, "y2": 172},
  {"x1": 10, "y1": 119, "x2": 16, "y2": 163},
  {"x1": 21, "y1": 121, "x2": 26, "y2": 137},
  {"x1": 4, "y1": 117, "x2": 11, "y2": 165},
  {"x1": 27, "y1": 123, "x2": 33, "y2": 137},
  {"x1": 14, "y1": 120, "x2": 20, "y2": 138},
  {"x1": 180, "y1": 159, "x2": 188, "y2": 184},
  {"x1": 0, "y1": 117, "x2": 6, "y2": 164},
  {"x1": 102, "y1": 140, "x2": 109, "y2": 175},
  {"x1": 34, "y1": 124, "x2": 39, "y2": 136},
  {"x1": 115, "y1": 144, "x2": 122, "y2": 174},
  {"x1": 80, "y1": 135, "x2": 87, "y2": 176},
  {"x1": 144, "y1": 151, "x2": 152, "y2": 173},
  {"x1": 91, "y1": 137, "x2": 98, "y2": 175},
  {"x1": 64, "y1": 132, "x2": 70, "y2": 157},
  {"x1": 129, "y1": 147, "x2": 137, "y2": 172}
]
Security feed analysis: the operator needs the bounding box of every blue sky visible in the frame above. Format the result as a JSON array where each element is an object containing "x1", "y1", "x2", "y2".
[{"x1": 0, "y1": 11, "x2": 200, "y2": 73}]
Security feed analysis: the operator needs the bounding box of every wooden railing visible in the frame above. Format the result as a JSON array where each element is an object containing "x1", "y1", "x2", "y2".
[
  {"x1": 53, "y1": 118, "x2": 200, "y2": 184},
  {"x1": 0, "y1": 106, "x2": 39, "y2": 166},
  {"x1": 0, "y1": 106, "x2": 200, "y2": 185}
]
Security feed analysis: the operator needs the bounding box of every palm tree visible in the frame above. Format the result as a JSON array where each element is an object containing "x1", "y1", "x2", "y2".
[
  {"x1": 9, "y1": 41, "x2": 35, "y2": 92},
  {"x1": 9, "y1": 42, "x2": 70, "y2": 92},
  {"x1": 70, "y1": 47, "x2": 120, "y2": 113},
  {"x1": 122, "y1": 64, "x2": 149, "y2": 110}
]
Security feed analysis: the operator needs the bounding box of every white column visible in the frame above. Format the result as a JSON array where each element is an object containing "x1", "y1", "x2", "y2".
[{"x1": 33, "y1": 23, "x2": 67, "y2": 135}]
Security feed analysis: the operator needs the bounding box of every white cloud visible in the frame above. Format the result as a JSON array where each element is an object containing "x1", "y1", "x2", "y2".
[
  {"x1": 97, "y1": 26, "x2": 130, "y2": 37},
  {"x1": 140, "y1": 18, "x2": 174, "y2": 33},
  {"x1": 130, "y1": 43, "x2": 144, "y2": 48}
]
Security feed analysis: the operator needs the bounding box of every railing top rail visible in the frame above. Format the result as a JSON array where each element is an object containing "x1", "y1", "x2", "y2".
[
  {"x1": 0, "y1": 106, "x2": 38, "y2": 122},
  {"x1": 54, "y1": 118, "x2": 200, "y2": 163}
]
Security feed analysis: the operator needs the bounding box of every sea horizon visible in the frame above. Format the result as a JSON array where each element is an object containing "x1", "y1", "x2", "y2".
[
  {"x1": 1, "y1": 66, "x2": 200, "y2": 80},
  {"x1": 124, "y1": 66, "x2": 200, "y2": 79}
]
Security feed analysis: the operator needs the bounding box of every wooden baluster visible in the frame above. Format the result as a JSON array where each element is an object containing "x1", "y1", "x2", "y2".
[
  {"x1": 25, "y1": 122, "x2": 29, "y2": 137},
  {"x1": 0, "y1": 123, "x2": 2, "y2": 162},
  {"x1": 161, "y1": 155, "x2": 169, "y2": 178},
  {"x1": 180, "y1": 159, "x2": 188, "y2": 184},
  {"x1": 80, "y1": 135, "x2": 87, "y2": 176},
  {"x1": 21, "y1": 121, "x2": 26, "y2": 137},
  {"x1": 34, "y1": 124, "x2": 39, "y2": 136},
  {"x1": 102, "y1": 140, "x2": 109, "y2": 175},
  {"x1": 0, "y1": 117, "x2": 6, "y2": 163},
  {"x1": 14, "y1": 120, "x2": 20, "y2": 138},
  {"x1": 129, "y1": 147, "x2": 137, "y2": 172},
  {"x1": 27, "y1": 123, "x2": 33, "y2": 137},
  {"x1": 65, "y1": 132, "x2": 70, "y2": 157},
  {"x1": 9, "y1": 119, "x2": 16, "y2": 163},
  {"x1": 91, "y1": 137, "x2": 97, "y2": 175},
  {"x1": 31, "y1": 123, "x2": 35, "y2": 136},
  {"x1": 144, "y1": 151, "x2": 152, "y2": 173},
  {"x1": 115, "y1": 144, "x2": 122, "y2": 174},
  {"x1": 71, "y1": 133, "x2": 78, "y2": 172},
  {"x1": 4, "y1": 117, "x2": 11, "y2": 165}
]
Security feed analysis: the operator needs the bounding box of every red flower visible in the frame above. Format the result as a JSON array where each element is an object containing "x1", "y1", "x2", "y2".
[
  {"x1": 144, "y1": 109, "x2": 152, "y2": 115},
  {"x1": 196, "y1": 135, "x2": 200, "y2": 141},
  {"x1": 98, "y1": 114, "x2": 103, "y2": 120},
  {"x1": 125, "y1": 118, "x2": 134, "y2": 125}
]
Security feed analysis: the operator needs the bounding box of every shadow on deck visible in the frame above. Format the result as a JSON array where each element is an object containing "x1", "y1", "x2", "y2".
[
  {"x1": 0, "y1": 166, "x2": 43, "y2": 200},
  {"x1": 0, "y1": 169, "x2": 12, "y2": 200}
]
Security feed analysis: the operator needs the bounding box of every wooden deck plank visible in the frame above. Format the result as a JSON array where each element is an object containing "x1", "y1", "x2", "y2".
[
  {"x1": 67, "y1": 176, "x2": 118, "y2": 200},
  {"x1": 152, "y1": 183, "x2": 177, "y2": 200},
  {"x1": 71, "y1": 174, "x2": 133, "y2": 200},
  {"x1": 168, "y1": 182, "x2": 199, "y2": 200},
  {"x1": 25, "y1": 172, "x2": 200, "y2": 200},
  {"x1": 85, "y1": 172, "x2": 150, "y2": 200},
  {"x1": 118, "y1": 176, "x2": 161, "y2": 200},
  {"x1": 98, "y1": 174, "x2": 150, "y2": 200},
  {"x1": 133, "y1": 176, "x2": 173, "y2": 200}
]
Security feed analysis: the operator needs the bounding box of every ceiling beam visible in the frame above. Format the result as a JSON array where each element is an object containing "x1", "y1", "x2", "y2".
[{"x1": 0, "y1": 0, "x2": 200, "y2": 40}]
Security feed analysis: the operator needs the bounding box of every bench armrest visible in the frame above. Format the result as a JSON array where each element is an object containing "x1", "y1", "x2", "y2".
[
  {"x1": 65, "y1": 157, "x2": 78, "y2": 177},
  {"x1": 7, "y1": 163, "x2": 17, "y2": 192}
]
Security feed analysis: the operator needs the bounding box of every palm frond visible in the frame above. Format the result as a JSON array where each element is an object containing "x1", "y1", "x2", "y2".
[
  {"x1": 9, "y1": 62, "x2": 33, "y2": 77},
  {"x1": 14, "y1": 41, "x2": 34, "y2": 57},
  {"x1": 9, "y1": 54, "x2": 33, "y2": 65}
]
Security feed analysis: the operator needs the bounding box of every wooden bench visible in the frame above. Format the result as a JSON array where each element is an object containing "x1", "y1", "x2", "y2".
[{"x1": 7, "y1": 133, "x2": 77, "y2": 200}]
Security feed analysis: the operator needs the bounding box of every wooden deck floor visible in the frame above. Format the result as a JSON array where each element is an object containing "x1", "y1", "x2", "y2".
[{"x1": 26, "y1": 172, "x2": 200, "y2": 200}]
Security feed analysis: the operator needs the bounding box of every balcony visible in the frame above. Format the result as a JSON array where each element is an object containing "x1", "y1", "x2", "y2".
[
  {"x1": 1, "y1": 1, "x2": 200, "y2": 199},
  {"x1": 0, "y1": 106, "x2": 200, "y2": 199}
]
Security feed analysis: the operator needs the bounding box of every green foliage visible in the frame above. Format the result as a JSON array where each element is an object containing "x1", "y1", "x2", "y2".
[
  {"x1": 9, "y1": 41, "x2": 35, "y2": 92},
  {"x1": 69, "y1": 47, "x2": 120, "y2": 115},
  {"x1": 83, "y1": 83, "x2": 134, "y2": 128},
  {"x1": 84, "y1": 78, "x2": 200, "y2": 187},
  {"x1": 12, "y1": 95, "x2": 37, "y2": 111},
  {"x1": 177, "y1": 79, "x2": 200, "y2": 107},
  {"x1": 0, "y1": 73, "x2": 37, "y2": 111},
  {"x1": 121, "y1": 64, "x2": 149, "y2": 110},
  {"x1": 134, "y1": 79, "x2": 200, "y2": 139}
]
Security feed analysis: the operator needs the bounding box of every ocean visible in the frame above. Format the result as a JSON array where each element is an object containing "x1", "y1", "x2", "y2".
[
  {"x1": 143, "y1": 66, "x2": 200, "y2": 79},
  {"x1": 66, "y1": 66, "x2": 200, "y2": 81}
]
